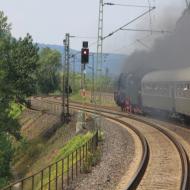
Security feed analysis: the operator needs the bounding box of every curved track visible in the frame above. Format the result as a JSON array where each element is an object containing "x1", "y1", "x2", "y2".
[{"x1": 31, "y1": 97, "x2": 189, "y2": 190}]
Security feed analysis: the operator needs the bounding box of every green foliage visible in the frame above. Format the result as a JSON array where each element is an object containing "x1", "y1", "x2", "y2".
[
  {"x1": 54, "y1": 132, "x2": 93, "y2": 162},
  {"x1": 37, "y1": 48, "x2": 61, "y2": 94},
  {"x1": 9, "y1": 102, "x2": 25, "y2": 119},
  {"x1": 0, "y1": 178, "x2": 7, "y2": 189},
  {"x1": 96, "y1": 75, "x2": 115, "y2": 92},
  {"x1": 0, "y1": 133, "x2": 14, "y2": 188},
  {"x1": 3, "y1": 34, "x2": 39, "y2": 102},
  {"x1": 91, "y1": 147, "x2": 101, "y2": 166},
  {"x1": 82, "y1": 147, "x2": 101, "y2": 173},
  {"x1": 27, "y1": 143, "x2": 44, "y2": 158},
  {"x1": 0, "y1": 10, "x2": 39, "y2": 187},
  {"x1": 14, "y1": 138, "x2": 29, "y2": 157},
  {"x1": 82, "y1": 151, "x2": 93, "y2": 173},
  {"x1": 98, "y1": 131, "x2": 105, "y2": 142},
  {"x1": 0, "y1": 11, "x2": 11, "y2": 37}
]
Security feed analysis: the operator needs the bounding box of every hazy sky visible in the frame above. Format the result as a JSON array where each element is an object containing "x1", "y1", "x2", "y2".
[{"x1": 0, "y1": 0, "x2": 186, "y2": 54}]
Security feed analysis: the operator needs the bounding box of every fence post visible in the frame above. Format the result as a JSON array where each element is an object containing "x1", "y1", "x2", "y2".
[
  {"x1": 41, "y1": 170, "x2": 43, "y2": 190},
  {"x1": 21, "y1": 180, "x2": 24, "y2": 190},
  {"x1": 55, "y1": 162, "x2": 58, "y2": 190},
  {"x1": 49, "y1": 165, "x2": 51, "y2": 190},
  {"x1": 62, "y1": 159, "x2": 64, "y2": 189},
  {"x1": 80, "y1": 147, "x2": 82, "y2": 173},
  {"x1": 32, "y1": 175, "x2": 34, "y2": 190},
  {"x1": 91, "y1": 138, "x2": 93, "y2": 154},
  {"x1": 86, "y1": 142, "x2": 88, "y2": 170},
  {"x1": 76, "y1": 149, "x2": 78, "y2": 176},
  {"x1": 83, "y1": 145, "x2": 85, "y2": 171},
  {"x1": 71, "y1": 152, "x2": 74, "y2": 180},
  {"x1": 95, "y1": 130, "x2": 98, "y2": 149},
  {"x1": 67, "y1": 155, "x2": 70, "y2": 186},
  {"x1": 86, "y1": 142, "x2": 88, "y2": 160}
]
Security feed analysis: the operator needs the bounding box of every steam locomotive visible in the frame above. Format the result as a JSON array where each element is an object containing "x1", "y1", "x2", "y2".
[
  {"x1": 115, "y1": 67, "x2": 190, "y2": 119},
  {"x1": 114, "y1": 73, "x2": 142, "y2": 113}
]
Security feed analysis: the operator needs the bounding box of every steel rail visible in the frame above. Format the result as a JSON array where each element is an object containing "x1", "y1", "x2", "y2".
[
  {"x1": 30, "y1": 97, "x2": 150, "y2": 190},
  {"x1": 30, "y1": 97, "x2": 189, "y2": 190},
  {"x1": 71, "y1": 106, "x2": 150, "y2": 190},
  {"x1": 70, "y1": 103, "x2": 189, "y2": 190},
  {"x1": 129, "y1": 115, "x2": 189, "y2": 190},
  {"x1": 30, "y1": 97, "x2": 149, "y2": 190}
]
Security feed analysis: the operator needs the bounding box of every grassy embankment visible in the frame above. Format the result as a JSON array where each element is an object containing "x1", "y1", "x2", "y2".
[
  {"x1": 34, "y1": 131, "x2": 95, "y2": 189},
  {"x1": 10, "y1": 104, "x2": 99, "y2": 190},
  {"x1": 70, "y1": 92, "x2": 116, "y2": 107},
  {"x1": 9, "y1": 102, "x2": 25, "y2": 119}
]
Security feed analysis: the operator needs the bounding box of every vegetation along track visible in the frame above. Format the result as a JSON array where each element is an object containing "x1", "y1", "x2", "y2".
[{"x1": 31, "y1": 97, "x2": 189, "y2": 190}]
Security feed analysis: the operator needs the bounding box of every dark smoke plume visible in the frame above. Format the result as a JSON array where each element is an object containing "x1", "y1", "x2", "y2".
[{"x1": 123, "y1": 9, "x2": 190, "y2": 78}]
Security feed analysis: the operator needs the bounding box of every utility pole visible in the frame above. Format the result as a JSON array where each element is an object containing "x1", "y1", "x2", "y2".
[
  {"x1": 61, "y1": 33, "x2": 71, "y2": 123},
  {"x1": 61, "y1": 53, "x2": 65, "y2": 123},
  {"x1": 72, "y1": 54, "x2": 76, "y2": 92},
  {"x1": 96, "y1": 0, "x2": 104, "y2": 105},
  {"x1": 92, "y1": 53, "x2": 95, "y2": 103}
]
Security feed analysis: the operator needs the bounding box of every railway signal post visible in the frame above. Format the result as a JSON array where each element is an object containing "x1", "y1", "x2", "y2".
[{"x1": 81, "y1": 41, "x2": 89, "y2": 125}]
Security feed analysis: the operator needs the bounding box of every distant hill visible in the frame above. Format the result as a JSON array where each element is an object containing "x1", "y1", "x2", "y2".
[
  {"x1": 38, "y1": 43, "x2": 127, "y2": 76},
  {"x1": 38, "y1": 43, "x2": 64, "y2": 53}
]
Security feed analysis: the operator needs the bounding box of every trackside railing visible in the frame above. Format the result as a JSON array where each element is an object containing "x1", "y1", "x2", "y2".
[{"x1": 2, "y1": 131, "x2": 99, "y2": 190}]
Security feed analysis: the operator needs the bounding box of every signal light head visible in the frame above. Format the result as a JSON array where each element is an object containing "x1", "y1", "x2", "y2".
[{"x1": 81, "y1": 48, "x2": 89, "y2": 64}]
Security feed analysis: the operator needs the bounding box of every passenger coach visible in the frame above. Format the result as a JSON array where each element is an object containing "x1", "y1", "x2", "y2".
[{"x1": 141, "y1": 67, "x2": 190, "y2": 117}]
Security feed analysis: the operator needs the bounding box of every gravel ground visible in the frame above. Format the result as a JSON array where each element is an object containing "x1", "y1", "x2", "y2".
[{"x1": 69, "y1": 118, "x2": 135, "y2": 190}]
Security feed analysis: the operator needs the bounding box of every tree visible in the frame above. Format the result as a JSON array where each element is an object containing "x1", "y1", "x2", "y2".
[
  {"x1": 1, "y1": 34, "x2": 39, "y2": 103},
  {"x1": 0, "y1": 133, "x2": 13, "y2": 187},
  {"x1": 0, "y1": 10, "x2": 39, "y2": 187},
  {"x1": 37, "y1": 48, "x2": 61, "y2": 94},
  {"x1": 0, "y1": 11, "x2": 11, "y2": 37},
  {"x1": 0, "y1": 10, "x2": 13, "y2": 187}
]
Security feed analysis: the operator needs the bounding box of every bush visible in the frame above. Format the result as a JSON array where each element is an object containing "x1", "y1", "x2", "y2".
[
  {"x1": 82, "y1": 152, "x2": 93, "y2": 173},
  {"x1": 98, "y1": 131, "x2": 105, "y2": 142},
  {"x1": 27, "y1": 143, "x2": 44, "y2": 158},
  {"x1": 0, "y1": 177, "x2": 8, "y2": 189},
  {"x1": 82, "y1": 147, "x2": 102, "y2": 173},
  {"x1": 91, "y1": 147, "x2": 101, "y2": 166}
]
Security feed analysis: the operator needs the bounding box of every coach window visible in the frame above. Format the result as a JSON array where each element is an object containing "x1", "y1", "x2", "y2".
[
  {"x1": 176, "y1": 84, "x2": 182, "y2": 97},
  {"x1": 184, "y1": 84, "x2": 188, "y2": 91},
  {"x1": 182, "y1": 84, "x2": 189, "y2": 97},
  {"x1": 144, "y1": 84, "x2": 148, "y2": 94},
  {"x1": 187, "y1": 84, "x2": 190, "y2": 97},
  {"x1": 147, "y1": 83, "x2": 152, "y2": 93},
  {"x1": 176, "y1": 84, "x2": 180, "y2": 97}
]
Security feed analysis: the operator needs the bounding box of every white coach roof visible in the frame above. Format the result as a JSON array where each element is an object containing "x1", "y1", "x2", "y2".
[{"x1": 142, "y1": 67, "x2": 190, "y2": 83}]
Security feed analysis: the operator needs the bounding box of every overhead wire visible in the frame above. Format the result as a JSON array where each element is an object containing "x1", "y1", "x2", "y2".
[
  {"x1": 103, "y1": 2, "x2": 152, "y2": 8},
  {"x1": 103, "y1": 6, "x2": 156, "y2": 40},
  {"x1": 111, "y1": 33, "x2": 160, "y2": 54},
  {"x1": 120, "y1": 28, "x2": 171, "y2": 33},
  {"x1": 68, "y1": 2, "x2": 158, "y2": 60}
]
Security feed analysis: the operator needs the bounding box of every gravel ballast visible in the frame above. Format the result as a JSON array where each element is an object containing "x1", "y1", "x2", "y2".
[{"x1": 70, "y1": 118, "x2": 135, "y2": 190}]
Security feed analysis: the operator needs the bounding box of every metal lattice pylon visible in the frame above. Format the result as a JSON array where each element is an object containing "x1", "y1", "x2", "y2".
[
  {"x1": 96, "y1": 0, "x2": 104, "y2": 104},
  {"x1": 62, "y1": 33, "x2": 70, "y2": 123},
  {"x1": 95, "y1": 0, "x2": 104, "y2": 131}
]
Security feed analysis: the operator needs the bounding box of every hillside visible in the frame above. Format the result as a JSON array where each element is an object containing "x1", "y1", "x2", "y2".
[{"x1": 38, "y1": 43, "x2": 126, "y2": 76}]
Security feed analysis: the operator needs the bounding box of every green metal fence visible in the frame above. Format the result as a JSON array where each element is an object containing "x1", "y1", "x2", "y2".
[{"x1": 2, "y1": 131, "x2": 98, "y2": 190}]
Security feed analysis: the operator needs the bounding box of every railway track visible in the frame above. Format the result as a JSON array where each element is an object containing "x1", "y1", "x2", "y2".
[{"x1": 31, "y1": 97, "x2": 189, "y2": 190}]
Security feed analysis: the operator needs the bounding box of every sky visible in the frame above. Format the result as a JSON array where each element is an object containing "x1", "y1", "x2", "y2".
[{"x1": 0, "y1": 0, "x2": 186, "y2": 54}]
